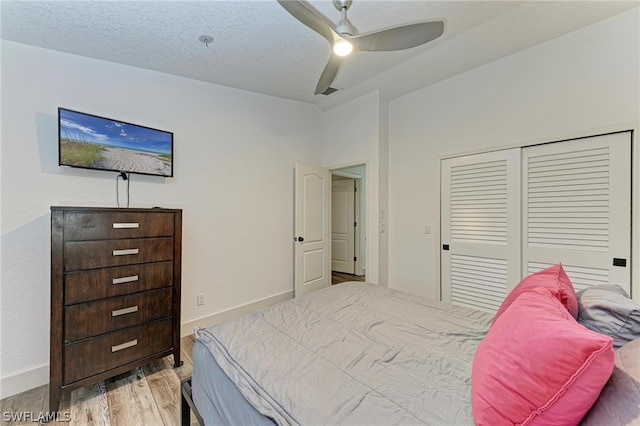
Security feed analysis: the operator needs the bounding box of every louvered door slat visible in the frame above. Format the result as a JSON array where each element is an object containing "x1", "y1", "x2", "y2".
[
  {"x1": 450, "y1": 159, "x2": 508, "y2": 245},
  {"x1": 523, "y1": 132, "x2": 631, "y2": 294},
  {"x1": 441, "y1": 149, "x2": 521, "y2": 312},
  {"x1": 528, "y1": 262, "x2": 610, "y2": 292},
  {"x1": 451, "y1": 254, "x2": 508, "y2": 312},
  {"x1": 527, "y1": 146, "x2": 608, "y2": 251}
]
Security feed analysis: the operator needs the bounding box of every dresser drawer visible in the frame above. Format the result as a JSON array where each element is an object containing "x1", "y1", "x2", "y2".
[
  {"x1": 63, "y1": 318, "x2": 173, "y2": 385},
  {"x1": 64, "y1": 211, "x2": 174, "y2": 241},
  {"x1": 65, "y1": 288, "x2": 173, "y2": 341},
  {"x1": 65, "y1": 237, "x2": 173, "y2": 271},
  {"x1": 65, "y1": 261, "x2": 173, "y2": 305}
]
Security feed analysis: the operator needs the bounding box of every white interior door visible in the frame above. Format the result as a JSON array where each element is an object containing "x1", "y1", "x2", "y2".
[
  {"x1": 441, "y1": 148, "x2": 522, "y2": 312},
  {"x1": 522, "y1": 131, "x2": 632, "y2": 293},
  {"x1": 331, "y1": 178, "x2": 355, "y2": 274},
  {"x1": 295, "y1": 162, "x2": 330, "y2": 297}
]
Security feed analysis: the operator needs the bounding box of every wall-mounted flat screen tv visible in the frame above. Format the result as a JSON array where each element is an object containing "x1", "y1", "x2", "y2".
[{"x1": 58, "y1": 108, "x2": 173, "y2": 177}]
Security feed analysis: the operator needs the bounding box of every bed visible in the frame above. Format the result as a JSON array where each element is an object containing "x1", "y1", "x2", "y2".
[{"x1": 183, "y1": 266, "x2": 640, "y2": 425}]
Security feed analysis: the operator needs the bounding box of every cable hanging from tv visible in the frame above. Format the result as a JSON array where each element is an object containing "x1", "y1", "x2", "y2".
[{"x1": 116, "y1": 172, "x2": 130, "y2": 208}]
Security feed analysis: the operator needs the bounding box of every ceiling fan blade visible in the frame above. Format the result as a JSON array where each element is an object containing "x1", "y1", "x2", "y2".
[
  {"x1": 315, "y1": 54, "x2": 342, "y2": 95},
  {"x1": 351, "y1": 21, "x2": 444, "y2": 52},
  {"x1": 277, "y1": 0, "x2": 336, "y2": 44}
]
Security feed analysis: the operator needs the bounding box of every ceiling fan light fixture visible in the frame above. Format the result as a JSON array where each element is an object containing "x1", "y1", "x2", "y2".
[{"x1": 333, "y1": 39, "x2": 353, "y2": 56}]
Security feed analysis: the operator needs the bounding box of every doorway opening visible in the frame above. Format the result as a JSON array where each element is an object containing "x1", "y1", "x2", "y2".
[{"x1": 331, "y1": 164, "x2": 366, "y2": 284}]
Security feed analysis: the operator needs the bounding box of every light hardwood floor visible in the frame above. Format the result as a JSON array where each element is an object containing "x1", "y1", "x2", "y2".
[{"x1": 1, "y1": 335, "x2": 198, "y2": 426}]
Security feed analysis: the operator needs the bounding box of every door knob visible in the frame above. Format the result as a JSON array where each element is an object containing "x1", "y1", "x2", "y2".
[{"x1": 295, "y1": 236, "x2": 304, "y2": 242}]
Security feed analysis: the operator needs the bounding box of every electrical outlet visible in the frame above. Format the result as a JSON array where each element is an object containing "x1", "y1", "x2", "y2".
[{"x1": 197, "y1": 293, "x2": 205, "y2": 306}]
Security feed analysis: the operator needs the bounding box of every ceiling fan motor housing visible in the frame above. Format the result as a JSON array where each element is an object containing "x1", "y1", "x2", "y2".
[
  {"x1": 333, "y1": 0, "x2": 357, "y2": 35},
  {"x1": 333, "y1": 0, "x2": 353, "y2": 12}
]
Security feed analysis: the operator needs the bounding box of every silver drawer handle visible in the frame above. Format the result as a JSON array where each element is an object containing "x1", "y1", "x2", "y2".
[
  {"x1": 112, "y1": 248, "x2": 139, "y2": 256},
  {"x1": 112, "y1": 275, "x2": 139, "y2": 285},
  {"x1": 112, "y1": 339, "x2": 138, "y2": 352},
  {"x1": 113, "y1": 223, "x2": 139, "y2": 229},
  {"x1": 112, "y1": 306, "x2": 139, "y2": 317}
]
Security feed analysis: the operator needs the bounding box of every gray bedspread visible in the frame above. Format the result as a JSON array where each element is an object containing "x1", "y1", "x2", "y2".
[{"x1": 195, "y1": 282, "x2": 493, "y2": 425}]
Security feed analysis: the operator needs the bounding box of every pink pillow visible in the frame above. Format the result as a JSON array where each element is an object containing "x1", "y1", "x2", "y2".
[
  {"x1": 493, "y1": 264, "x2": 578, "y2": 324},
  {"x1": 472, "y1": 287, "x2": 614, "y2": 426}
]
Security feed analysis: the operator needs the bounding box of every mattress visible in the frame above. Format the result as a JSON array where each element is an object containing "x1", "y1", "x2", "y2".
[
  {"x1": 192, "y1": 339, "x2": 275, "y2": 425},
  {"x1": 194, "y1": 282, "x2": 494, "y2": 425}
]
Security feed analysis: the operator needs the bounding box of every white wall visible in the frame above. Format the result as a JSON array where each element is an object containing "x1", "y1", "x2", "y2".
[
  {"x1": 322, "y1": 90, "x2": 388, "y2": 285},
  {"x1": 388, "y1": 8, "x2": 640, "y2": 300},
  {"x1": 0, "y1": 41, "x2": 323, "y2": 397}
]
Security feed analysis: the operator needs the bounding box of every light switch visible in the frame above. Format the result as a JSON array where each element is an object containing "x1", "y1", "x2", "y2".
[{"x1": 424, "y1": 225, "x2": 431, "y2": 234}]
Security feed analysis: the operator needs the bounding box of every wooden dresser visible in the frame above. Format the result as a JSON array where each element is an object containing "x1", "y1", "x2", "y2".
[{"x1": 50, "y1": 206, "x2": 182, "y2": 411}]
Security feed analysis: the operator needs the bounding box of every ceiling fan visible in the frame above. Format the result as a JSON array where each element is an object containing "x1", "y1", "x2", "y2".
[{"x1": 277, "y1": 0, "x2": 444, "y2": 95}]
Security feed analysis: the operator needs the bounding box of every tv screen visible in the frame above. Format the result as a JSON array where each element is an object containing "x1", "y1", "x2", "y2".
[{"x1": 58, "y1": 108, "x2": 173, "y2": 177}]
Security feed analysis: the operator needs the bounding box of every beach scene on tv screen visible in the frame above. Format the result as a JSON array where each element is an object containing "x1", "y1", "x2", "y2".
[{"x1": 59, "y1": 109, "x2": 172, "y2": 176}]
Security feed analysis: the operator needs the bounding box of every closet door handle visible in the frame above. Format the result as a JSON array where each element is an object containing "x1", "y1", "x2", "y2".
[{"x1": 613, "y1": 258, "x2": 627, "y2": 267}]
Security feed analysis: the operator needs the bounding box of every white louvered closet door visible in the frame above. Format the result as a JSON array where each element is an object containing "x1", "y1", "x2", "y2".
[
  {"x1": 522, "y1": 132, "x2": 632, "y2": 294},
  {"x1": 441, "y1": 149, "x2": 521, "y2": 313}
]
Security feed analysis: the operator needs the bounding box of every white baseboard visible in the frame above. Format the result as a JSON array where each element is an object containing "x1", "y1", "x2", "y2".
[
  {"x1": 0, "y1": 364, "x2": 49, "y2": 400},
  {"x1": 181, "y1": 289, "x2": 293, "y2": 336},
  {"x1": 1, "y1": 290, "x2": 293, "y2": 400}
]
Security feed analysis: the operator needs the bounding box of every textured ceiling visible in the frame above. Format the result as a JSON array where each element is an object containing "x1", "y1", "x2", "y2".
[{"x1": 1, "y1": 1, "x2": 637, "y2": 110}]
